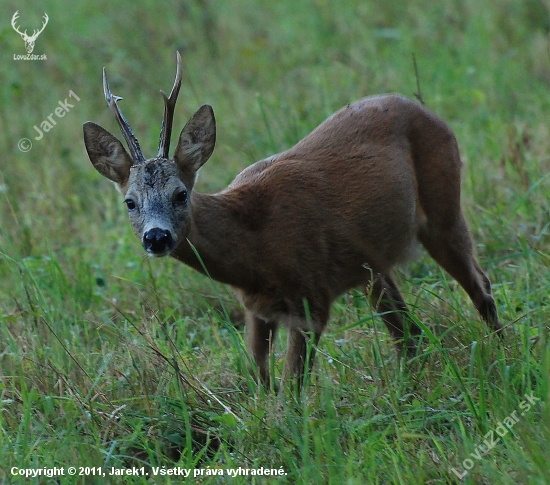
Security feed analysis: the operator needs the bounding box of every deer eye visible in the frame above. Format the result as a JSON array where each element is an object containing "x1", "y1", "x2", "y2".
[
  {"x1": 174, "y1": 190, "x2": 188, "y2": 205},
  {"x1": 124, "y1": 198, "x2": 136, "y2": 210}
]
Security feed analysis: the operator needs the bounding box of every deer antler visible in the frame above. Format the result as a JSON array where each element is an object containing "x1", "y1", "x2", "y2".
[
  {"x1": 157, "y1": 51, "x2": 182, "y2": 158},
  {"x1": 103, "y1": 68, "x2": 146, "y2": 164},
  {"x1": 11, "y1": 11, "x2": 27, "y2": 38}
]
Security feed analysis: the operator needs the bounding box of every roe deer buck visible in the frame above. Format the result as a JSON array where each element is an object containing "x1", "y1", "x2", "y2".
[{"x1": 83, "y1": 53, "x2": 502, "y2": 390}]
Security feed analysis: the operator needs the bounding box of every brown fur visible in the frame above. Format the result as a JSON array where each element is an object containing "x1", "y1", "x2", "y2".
[{"x1": 84, "y1": 90, "x2": 502, "y2": 391}]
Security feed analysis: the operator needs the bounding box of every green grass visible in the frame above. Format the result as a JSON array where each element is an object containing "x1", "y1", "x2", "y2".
[{"x1": 1, "y1": 0, "x2": 549, "y2": 483}]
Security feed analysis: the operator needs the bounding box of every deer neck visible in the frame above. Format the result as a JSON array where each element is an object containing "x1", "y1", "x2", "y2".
[{"x1": 170, "y1": 192, "x2": 254, "y2": 289}]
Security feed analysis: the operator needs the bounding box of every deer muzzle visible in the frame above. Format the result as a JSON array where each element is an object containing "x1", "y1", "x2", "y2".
[{"x1": 142, "y1": 228, "x2": 174, "y2": 256}]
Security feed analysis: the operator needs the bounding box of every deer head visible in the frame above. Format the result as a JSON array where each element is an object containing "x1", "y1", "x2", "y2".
[
  {"x1": 11, "y1": 11, "x2": 48, "y2": 54},
  {"x1": 83, "y1": 52, "x2": 216, "y2": 257}
]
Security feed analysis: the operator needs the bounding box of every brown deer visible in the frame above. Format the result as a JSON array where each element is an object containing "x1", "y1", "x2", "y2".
[{"x1": 83, "y1": 53, "x2": 502, "y2": 390}]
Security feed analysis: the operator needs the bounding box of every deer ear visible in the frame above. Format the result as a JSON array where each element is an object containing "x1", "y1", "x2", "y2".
[
  {"x1": 173, "y1": 105, "x2": 216, "y2": 190},
  {"x1": 83, "y1": 122, "x2": 133, "y2": 185}
]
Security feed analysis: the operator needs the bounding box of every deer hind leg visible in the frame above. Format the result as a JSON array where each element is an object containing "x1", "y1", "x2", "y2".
[
  {"x1": 245, "y1": 311, "x2": 278, "y2": 386},
  {"x1": 418, "y1": 216, "x2": 502, "y2": 333},
  {"x1": 367, "y1": 273, "x2": 422, "y2": 357}
]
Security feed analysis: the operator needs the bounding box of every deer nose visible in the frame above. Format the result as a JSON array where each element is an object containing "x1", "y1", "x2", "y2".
[{"x1": 142, "y1": 228, "x2": 173, "y2": 255}]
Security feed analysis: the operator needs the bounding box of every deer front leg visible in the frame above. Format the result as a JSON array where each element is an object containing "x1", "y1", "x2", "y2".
[
  {"x1": 245, "y1": 310, "x2": 278, "y2": 387},
  {"x1": 281, "y1": 327, "x2": 322, "y2": 393}
]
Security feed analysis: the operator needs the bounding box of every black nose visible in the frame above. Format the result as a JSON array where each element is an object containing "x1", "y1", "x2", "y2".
[{"x1": 143, "y1": 228, "x2": 173, "y2": 255}]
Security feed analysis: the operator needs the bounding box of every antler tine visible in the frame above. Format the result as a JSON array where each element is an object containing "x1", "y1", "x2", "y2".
[
  {"x1": 103, "y1": 67, "x2": 146, "y2": 164},
  {"x1": 157, "y1": 51, "x2": 183, "y2": 158}
]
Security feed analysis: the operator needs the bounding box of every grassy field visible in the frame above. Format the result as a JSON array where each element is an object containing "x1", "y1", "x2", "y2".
[{"x1": 1, "y1": 0, "x2": 549, "y2": 483}]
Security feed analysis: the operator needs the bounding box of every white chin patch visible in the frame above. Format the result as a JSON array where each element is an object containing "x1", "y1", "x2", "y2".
[{"x1": 146, "y1": 248, "x2": 172, "y2": 258}]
